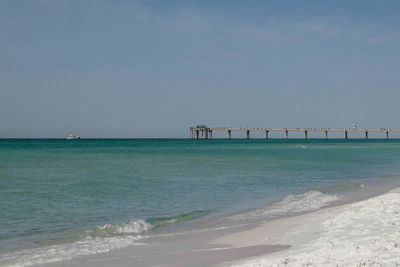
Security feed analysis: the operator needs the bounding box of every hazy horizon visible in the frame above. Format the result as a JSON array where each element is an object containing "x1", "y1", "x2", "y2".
[{"x1": 2, "y1": 0, "x2": 400, "y2": 138}]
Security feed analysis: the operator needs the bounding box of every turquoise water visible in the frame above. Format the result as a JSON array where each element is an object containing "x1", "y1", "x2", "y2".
[{"x1": 2, "y1": 139, "x2": 400, "y2": 265}]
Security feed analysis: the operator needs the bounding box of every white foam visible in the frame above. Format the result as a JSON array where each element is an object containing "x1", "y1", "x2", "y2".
[
  {"x1": 0, "y1": 220, "x2": 152, "y2": 267},
  {"x1": 97, "y1": 219, "x2": 153, "y2": 234},
  {"x1": 230, "y1": 191, "x2": 339, "y2": 221}
]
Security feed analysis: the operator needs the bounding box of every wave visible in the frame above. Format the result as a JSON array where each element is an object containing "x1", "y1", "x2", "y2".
[
  {"x1": 0, "y1": 235, "x2": 145, "y2": 267},
  {"x1": 89, "y1": 210, "x2": 209, "y2": 236},
  {"x1": 315, "y1": 182, "x2": 365, "y2": 193},
  {"x1": 93, "y1": 219, "x2": 152, "y2": 235},
  {"x1": 0, "y1": 210, "x2": 209, "y2": 267},
  {"x1": 147, "y1": 210, "x2": 210, "y2": 227},
  {"x1": 229, "y1": 191, "x2": 339, "y2": 221}
]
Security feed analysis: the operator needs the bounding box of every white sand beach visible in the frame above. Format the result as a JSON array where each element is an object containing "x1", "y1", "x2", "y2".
[{"x1": 214, "y1": 187, "x2": 400, "y2": 266}]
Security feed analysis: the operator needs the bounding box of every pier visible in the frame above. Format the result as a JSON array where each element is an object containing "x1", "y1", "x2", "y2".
[{"x1": 189, "y1": 127, "x2": 400, "y2": 140}]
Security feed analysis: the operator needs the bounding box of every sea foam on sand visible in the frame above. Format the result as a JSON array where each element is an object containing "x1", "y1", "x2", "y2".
[{"x1": 223, "y1": 188, "x2": 400, "y2": 266}]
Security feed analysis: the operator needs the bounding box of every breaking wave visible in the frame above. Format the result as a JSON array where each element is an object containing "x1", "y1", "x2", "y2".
[
  {"x1": 94, "y1": 219, "x2": 152, "y2": 235},
  {"x1": 0, "y1": 210, "x2": 209, "y2": 267},
  {"x1": 230, "y1": 191, "x2": 340, "y2": 221}
]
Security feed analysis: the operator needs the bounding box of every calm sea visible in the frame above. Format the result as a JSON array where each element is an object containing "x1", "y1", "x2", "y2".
[{"x1": 1, "y1": 139, "x2": 400, "y2": 266}]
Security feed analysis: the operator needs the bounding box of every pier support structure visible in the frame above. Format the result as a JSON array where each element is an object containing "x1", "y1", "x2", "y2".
[
  {"x1": 189, "y1": 127, "x2": 211, "y2": 139},
  {"x1": 284, "y1": 129, "x2": 288, "y2": 139}
]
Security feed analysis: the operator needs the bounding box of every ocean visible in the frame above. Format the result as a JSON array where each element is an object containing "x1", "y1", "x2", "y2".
[{"x1": 1, "y1": 138, "x2": 400, "y2": 266}]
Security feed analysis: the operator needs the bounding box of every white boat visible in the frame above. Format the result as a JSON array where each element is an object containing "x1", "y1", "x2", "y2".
[{"x1": 66, "y1": 131, "x2": 80, "y2": 140}]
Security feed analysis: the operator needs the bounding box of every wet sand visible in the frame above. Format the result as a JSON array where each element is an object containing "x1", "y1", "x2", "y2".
[{"x1": 37, "y1": 223, "x2": 288, "y2": 267}]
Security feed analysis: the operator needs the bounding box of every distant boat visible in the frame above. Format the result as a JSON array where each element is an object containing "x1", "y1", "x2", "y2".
[{"x1": 66, "y1": 131, "x2": 80, "y2": 140}]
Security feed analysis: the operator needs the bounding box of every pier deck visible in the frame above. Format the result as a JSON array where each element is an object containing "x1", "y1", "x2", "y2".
[{"x1": 189, "y1": 127, "x2": 400, "y2": 139}]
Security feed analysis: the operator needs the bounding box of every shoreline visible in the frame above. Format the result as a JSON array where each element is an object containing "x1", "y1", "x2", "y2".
[
  {"x1": 215, "y1": 186, "x2": 400, "y2": 266},
  {"x1": 25, "y1": 183, "x2": 400, "y2": 267}
]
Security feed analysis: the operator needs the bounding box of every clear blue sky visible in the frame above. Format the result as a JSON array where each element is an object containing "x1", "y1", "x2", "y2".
[{"x1": 1, "y1": 0, "x2": 400, "y2": 138}]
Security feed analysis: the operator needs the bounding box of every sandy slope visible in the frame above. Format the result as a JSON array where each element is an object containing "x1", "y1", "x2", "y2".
[{"x1": 214, "y1": 188, "x2": 400, "y2": 266}]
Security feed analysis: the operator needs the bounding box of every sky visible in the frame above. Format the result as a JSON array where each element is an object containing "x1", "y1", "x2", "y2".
[{"x1": 1, "y1": 0, "x2": 400, "y2": 138}]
